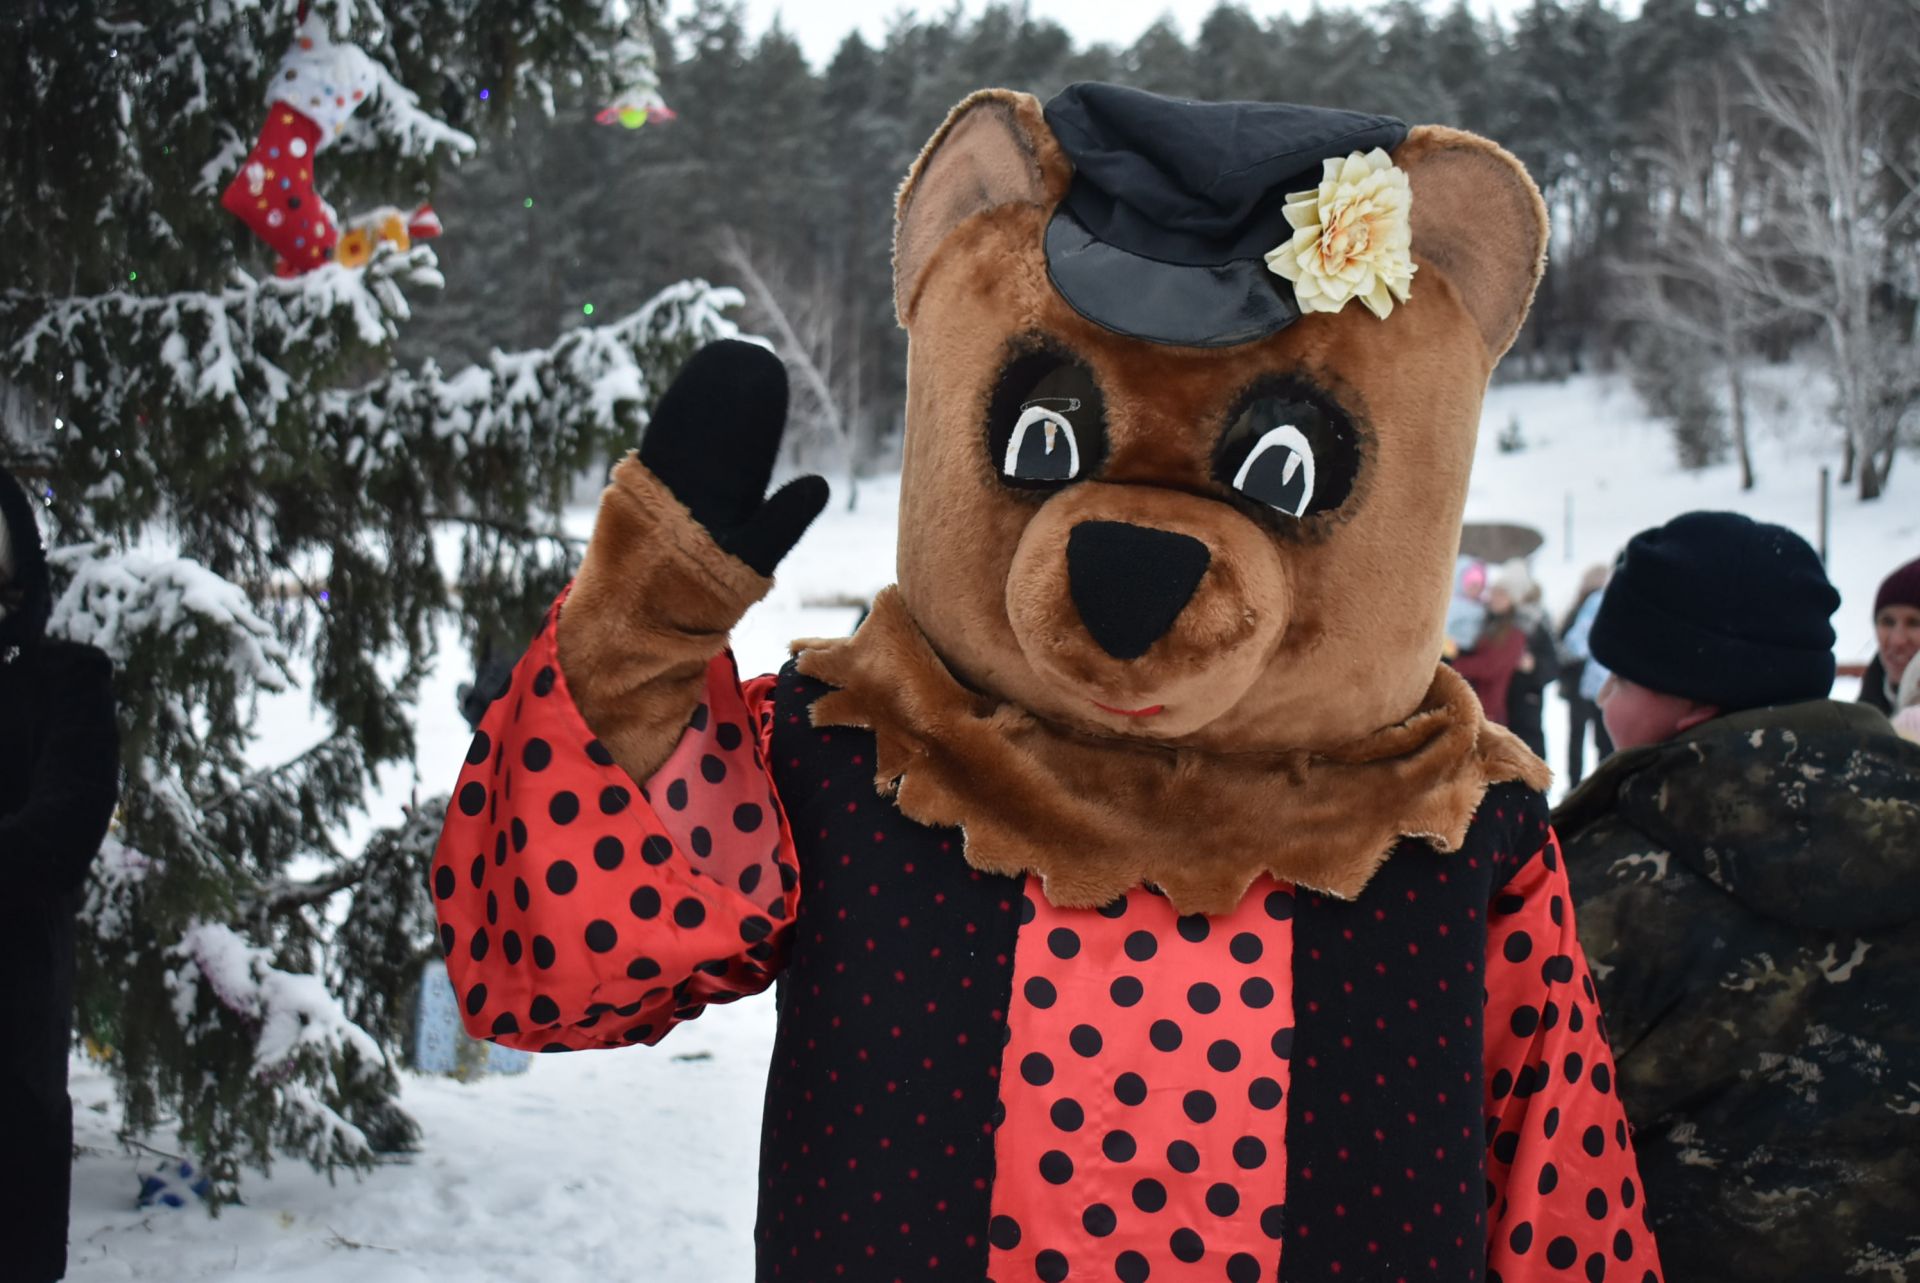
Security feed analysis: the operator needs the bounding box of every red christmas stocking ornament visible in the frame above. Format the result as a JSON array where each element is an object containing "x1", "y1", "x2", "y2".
[
  {"x1": 220, "y1": 103, "x2": 337, "y2": 273},
  {"x1": 221, "y1": 17, "x2": 375, "y2": 275}
]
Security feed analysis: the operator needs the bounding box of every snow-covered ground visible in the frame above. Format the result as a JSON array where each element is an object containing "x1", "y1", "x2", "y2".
[
  {"x1": 65, "y1": 368, "x2": 1914, "y2": 1280},
  {"x1": 67, "y1": 1002, "x2": 771, "y2": 1282}
]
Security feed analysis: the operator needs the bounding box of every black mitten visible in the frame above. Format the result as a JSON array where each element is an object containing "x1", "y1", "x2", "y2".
[{"x1": 639, "y1": 339, "x2": 830, "y2": 577}]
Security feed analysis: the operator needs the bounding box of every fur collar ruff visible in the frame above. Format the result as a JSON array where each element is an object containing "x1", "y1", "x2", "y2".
[{"x1": 796, "y1": 587, "x2": 1549, "y2": 916}]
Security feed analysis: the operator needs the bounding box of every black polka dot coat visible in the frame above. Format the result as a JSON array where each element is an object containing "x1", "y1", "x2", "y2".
[{"x1": 433, "y1": 598, "x2": 1664, "y2": 1282}]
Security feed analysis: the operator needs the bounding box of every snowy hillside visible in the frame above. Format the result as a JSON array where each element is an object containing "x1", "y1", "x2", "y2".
[
  {"x1": 65, "y1": 369, "x2": 1914, "y2": 1280},
  {"x1": 1467, "y1": 368, "x2": 1907, "y2": 676}
]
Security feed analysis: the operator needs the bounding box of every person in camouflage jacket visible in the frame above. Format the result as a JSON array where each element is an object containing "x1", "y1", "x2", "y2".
[{"x1": 1555, "y1": 512, "x2": 1920, "y2": 1282}]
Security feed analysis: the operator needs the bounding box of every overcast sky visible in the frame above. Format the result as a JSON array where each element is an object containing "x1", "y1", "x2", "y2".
[{"x1": 694, "y1": 1, "x2": 1555, "y2": 70}]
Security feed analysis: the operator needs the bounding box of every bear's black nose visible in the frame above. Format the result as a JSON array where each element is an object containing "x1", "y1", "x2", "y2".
[{"x1": 1067, "y1": 521, "x2": 1211, "y2": 660}]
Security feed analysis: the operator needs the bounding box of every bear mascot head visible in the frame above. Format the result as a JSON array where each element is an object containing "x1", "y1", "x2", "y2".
[{"x1": 790, "y1": 84, "x2": 1548, "y2": 912}]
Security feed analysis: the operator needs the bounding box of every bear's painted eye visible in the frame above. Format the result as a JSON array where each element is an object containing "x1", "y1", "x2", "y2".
[
  {"x1": 1214, "y1": 384, "x2": 1362, "y2": 524},
  {"x1": 1003, "y1": 401, "x2": 1082, "y2": 481},
  {"x1": 1231, "y1": 423, "x2": 1315, "y2": 516},
  {"x1": 987, "y1": 350, "x2": 1106, "y2": 490}
]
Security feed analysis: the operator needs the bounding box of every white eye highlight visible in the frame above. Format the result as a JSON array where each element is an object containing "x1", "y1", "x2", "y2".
[
  {"x1": 1002, "y1": 399, "x2": 1083, "y2": 482},
  {"x1": 1232, "y1": 423, "x2": 1316, "y2": 517}
]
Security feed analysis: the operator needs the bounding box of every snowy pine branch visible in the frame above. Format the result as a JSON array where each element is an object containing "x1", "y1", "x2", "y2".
[
  {"x1": 207, "y1": 736, "x2": 375, "y2": 880},
  {"x1": 83, "y1": 836, "x2": 157, "y2": 943},
  {"x1": 343, "y1": 59, "x2": 479, "y2": 162},
  {"x1": 323, "y1": 278, "x2": 742, "y2": 504},
  {"x1": 167, "y1": 921, "x2": 391, "y2": 1181},
  {"x1": 3, "y1": 250, "x2": 441, "y2": 537},
  {"x1": 171, "y1": 922, "x2": 387, "y2": 1075},
  {"x1": 48, "y1": 543, "x2": 291, "y2": 688}
]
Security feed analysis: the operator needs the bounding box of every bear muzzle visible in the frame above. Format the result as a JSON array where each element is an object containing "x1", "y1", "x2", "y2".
[{"x1": 1003, "y1": 483, "x2": 1291, "y2": 737}]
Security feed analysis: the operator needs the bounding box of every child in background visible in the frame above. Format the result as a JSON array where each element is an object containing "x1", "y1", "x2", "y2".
[{"x1": 1449, "y1": 563, "x2": 1528, "y2": 727}]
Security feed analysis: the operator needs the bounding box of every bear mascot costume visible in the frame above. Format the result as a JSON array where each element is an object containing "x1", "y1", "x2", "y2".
[{"x1": 433, "y1": 84, "x2": 1664, "y2": 1282}]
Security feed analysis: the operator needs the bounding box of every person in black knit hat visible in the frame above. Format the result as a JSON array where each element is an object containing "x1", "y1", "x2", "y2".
[
  {"x1": 1585, "y1": 509, "x2": 1840, "y2": 747},
  {"x1": 1551, "y1": 510, "x2": 1920, "y2": 1283}
]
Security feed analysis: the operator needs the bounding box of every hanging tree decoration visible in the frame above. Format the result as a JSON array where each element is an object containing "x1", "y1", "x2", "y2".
[
  {"x1": 219, "y1": 15, "x2": 377, "y2": 275},
  {"x1": 594, "y1": 85, "x2": 676, "y2": 130},
  {"x1": 594, "y1": 35, "x2": 676, "y2": 130},
  {"x1": 333, "y1": 202, "x2": 442, "y2": 269},
  {"x1": 219, "y1": 16, "x2": 449, "y2": 277}
]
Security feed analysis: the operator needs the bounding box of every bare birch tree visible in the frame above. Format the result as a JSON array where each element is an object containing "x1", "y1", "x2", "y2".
[
  {"x1": 1739, "y1": 0, "x2": 1920, "y2": 499},
  {"x1": 713, "y1": 223, "x2": 865, "y2": 506},
  {"x1": 1614, "y1": 67, "x2": 1788, "y2": 489}
]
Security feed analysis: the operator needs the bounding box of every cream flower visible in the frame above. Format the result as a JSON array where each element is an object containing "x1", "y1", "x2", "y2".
[{"x1": 1264, "y1": 148, "x2": 1416, "y2": 321}]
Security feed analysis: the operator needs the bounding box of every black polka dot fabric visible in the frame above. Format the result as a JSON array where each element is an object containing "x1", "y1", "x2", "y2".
[
  {"x1": 1284, "y1": 782, "x2": 1663, "y2": 1281},
  {"x1": 753, "y1": 665, "x2": 1021, "y2": 1280}
]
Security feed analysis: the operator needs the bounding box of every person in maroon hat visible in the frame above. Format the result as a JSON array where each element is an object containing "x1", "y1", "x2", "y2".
[{"x1": 1861, "y1": 556, "x2": 1920, "y2": 716}]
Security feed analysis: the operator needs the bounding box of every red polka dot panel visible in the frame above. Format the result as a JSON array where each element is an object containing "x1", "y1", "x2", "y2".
[
  {"x1": 431, "y1": 596, "x2": 801, "y2": 1053},
  {"x1": 1483, "y1": 832, "x2": 1665, "y2": 1283},
  {"x1": 988, "y1": 877, "x2": 1298, "y2": 1283}
]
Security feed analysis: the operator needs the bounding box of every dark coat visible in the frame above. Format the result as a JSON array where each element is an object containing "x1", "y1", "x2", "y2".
[
  {"x1": 1555, "y1": 699, "x2": 1920, "y2": 1282},
  {"x1": 1503, "y1": 610, "x2": 1562, "y2": 761},
  {"x1": 0, "y1": 468, "x2": 120, "y2": 1282}
]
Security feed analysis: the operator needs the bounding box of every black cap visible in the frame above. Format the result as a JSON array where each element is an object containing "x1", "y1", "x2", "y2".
[
  {"x1": 1590, "y1": 511, "x2": 1840, "y2": 713},
  {"x1": 1041, "y1": 82, "x2": 1407, "y2": 348}
]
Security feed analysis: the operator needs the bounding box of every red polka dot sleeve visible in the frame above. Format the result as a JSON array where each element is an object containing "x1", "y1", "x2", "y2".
[
  {"x1": 1483, "y1": 831, "x2": 1664, "y2": 1283},
  {"x1": 431, "y1": 600, "x2": 799, "y2": 1052}
]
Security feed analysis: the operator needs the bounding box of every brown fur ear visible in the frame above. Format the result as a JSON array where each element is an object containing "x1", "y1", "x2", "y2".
[
  {"x1": 893, "y1": 89, "x2": 1066, "y2": 326},
  {"x1": 1395, "y1": 125, "x2": 1549, "y2": 362}
]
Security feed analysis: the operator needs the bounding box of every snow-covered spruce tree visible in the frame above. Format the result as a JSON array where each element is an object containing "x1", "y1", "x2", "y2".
[{"x1": 0, "y1": 1, "x2": 741, "y2": 1203}]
